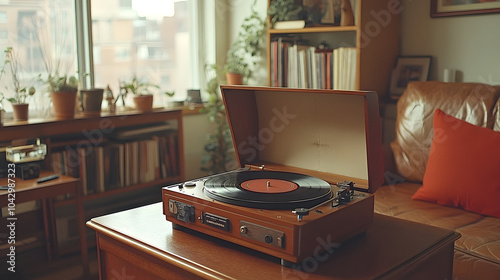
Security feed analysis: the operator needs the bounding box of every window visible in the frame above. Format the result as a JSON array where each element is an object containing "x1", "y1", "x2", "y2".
[
  {"x1": 0, "y1": 1, "x2": 77, "y2": 116},
  {"x1": 0, "y1": 0, "x2": 199, "y2": 114},
  {"x1": 91, "y1": 0, "x2": 195, "y2": 106},
  {"x1": 119, "y1": 0, "x2": 132, "y2": 9},
  {"x1": 0, "y1": 11, "x2": 7, "y2": 23}
]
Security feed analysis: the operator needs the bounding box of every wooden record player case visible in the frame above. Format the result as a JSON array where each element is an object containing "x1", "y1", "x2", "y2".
[{"x1": 162, "y1": 86, "x2": 384, "y2": 264}]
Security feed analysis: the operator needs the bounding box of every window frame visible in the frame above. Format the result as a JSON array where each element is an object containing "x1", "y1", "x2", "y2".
[{"x1": 76, "y1": 0, "x2": 203, "y2": 97}]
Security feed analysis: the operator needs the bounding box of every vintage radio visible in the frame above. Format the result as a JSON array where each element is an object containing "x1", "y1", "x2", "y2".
[{"x1": 162, "y1": 86, "x2": 383, "y2": 266}]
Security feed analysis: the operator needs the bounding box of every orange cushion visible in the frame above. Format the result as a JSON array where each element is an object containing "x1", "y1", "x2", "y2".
[{"x1": 412, "y1": 109, "x2": 500, "y2": 218}]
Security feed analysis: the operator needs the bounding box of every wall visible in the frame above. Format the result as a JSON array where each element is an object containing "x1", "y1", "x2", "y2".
[
  {"x1": 183, "y1": 112, "x2": 216, "y2": 180},
  {"x1": 400, "y1": 0, "x2": 500, "y2": 84}
]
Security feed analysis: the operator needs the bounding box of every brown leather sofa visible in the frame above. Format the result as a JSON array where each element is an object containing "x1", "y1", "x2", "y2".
[{"x1": 375, "y1": 81, "x2": 500, "y2": 280}]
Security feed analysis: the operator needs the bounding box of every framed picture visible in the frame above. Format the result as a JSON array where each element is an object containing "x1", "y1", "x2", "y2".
[
  {"x1": 431, "y1": 0, "x2": 500, "y2": 18},
  {"x1": 390, "y1": 56, "x2": 432, "y2": 98}
]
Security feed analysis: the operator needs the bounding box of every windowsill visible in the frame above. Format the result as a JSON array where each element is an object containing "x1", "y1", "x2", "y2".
[{"x1": 181, "y1": 104, "x2": 205, "y2": 116}]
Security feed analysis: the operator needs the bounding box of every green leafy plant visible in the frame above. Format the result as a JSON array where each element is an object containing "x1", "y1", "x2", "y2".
[
  {"x1": 268, "y1": 0, "x2": 304, "y2": 24},
  {"x1": 0, "y1": 47, "x2": 37, "y2": 104},
  {"x1": 163, "y1": 90, "x2": 175, "y2": 98},
  {"x1": 224, "y1": 44, "x2": 250, "y2": 76},
  {"x1": 122, "y1": 75, "x2": 159, "y2": 96},
  {"x1": 224, "y1": 1, "x2": 266, "y2": 81},
  {"x1": 122, "y1": 75, "x2": 175, "y2": 98},
  {"x1": 201, "y1": 64, "x2": 235, "y2": 174},
  {"x1": 45, "y1": 72, "x2": 79, "y2": 93}
]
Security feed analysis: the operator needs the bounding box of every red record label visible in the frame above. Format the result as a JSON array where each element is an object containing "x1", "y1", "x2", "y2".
[{"x1": 240, "y1": 179, "x2": 298, "y2": 193}]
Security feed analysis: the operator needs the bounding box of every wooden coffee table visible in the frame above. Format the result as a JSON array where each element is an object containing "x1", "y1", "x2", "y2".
[{"x1": 87, "y1": 203, "x2": 459, "y2": 280}]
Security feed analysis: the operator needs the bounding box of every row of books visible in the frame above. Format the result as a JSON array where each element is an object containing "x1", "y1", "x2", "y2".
[
  {"x1": 270, "y1": 38, "x2": 357, "y2": 90},
  {"x1": 51, "y1": 132, "x2": 179, "y2": 195}
]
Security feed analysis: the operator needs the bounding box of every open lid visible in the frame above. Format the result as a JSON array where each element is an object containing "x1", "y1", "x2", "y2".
[{"x1": 220, "y1": 86, "x2": 384, "y2": 194}]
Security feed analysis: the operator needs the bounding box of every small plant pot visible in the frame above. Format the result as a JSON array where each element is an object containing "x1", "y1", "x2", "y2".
[
  {"x1": 12, "y1": 103, "x2": 29, "y2": 121},
  {"x1": 133, "y1": 95, "x2": 154, "y2": 111},
  {"x1": 80, "y1": 88, "x2": 104, "y2": 117},
  {"x1": 226, "y1": 73, "x2": 243, "y2": 85},
  {"x1": 51, "y1": 91, "x2": 78, "y2": 120}
]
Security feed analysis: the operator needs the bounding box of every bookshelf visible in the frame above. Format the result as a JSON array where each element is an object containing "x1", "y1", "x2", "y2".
[
  {"x1": 267, "y1": 0, "x2": 400, "y2": 98},
  {"x1": 0, "y1": 108, "x2": 185, "y2": 253}
]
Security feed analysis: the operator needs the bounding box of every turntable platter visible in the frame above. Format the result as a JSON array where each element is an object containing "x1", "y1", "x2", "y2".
[{"x1": 203, "y1": 171, "x2": 332, "y2": 209}]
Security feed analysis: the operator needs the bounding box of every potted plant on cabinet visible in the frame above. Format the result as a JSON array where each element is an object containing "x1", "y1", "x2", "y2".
[
  {"x1": 224, "y1": 1, "x2": 266, "y2": 85},
  {"x1": 46, "y1": 72, "x2": 79, "y2": 119},
  {"x1": 0, "y1": 47, "x2": 37, "y2": 121},
  {"x1": 122, "y1": 75, "x2": 159, "y2": 111}
]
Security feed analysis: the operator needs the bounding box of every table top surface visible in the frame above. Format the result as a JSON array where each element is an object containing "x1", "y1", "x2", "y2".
[
  {"x1": 87, "y1": 202, "x2": 459, "y2": 280},
  {"x1": 0, "y1": 171, "x2": 79, "y2": 207}
]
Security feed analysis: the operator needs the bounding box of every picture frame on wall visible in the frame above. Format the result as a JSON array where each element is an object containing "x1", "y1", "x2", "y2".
[
  {"x1": 431, "y1": 0, "x2": 500, "y2": 18},
  {"x1": 389, "y1": 56, "x2": 432, "y2": 99}
]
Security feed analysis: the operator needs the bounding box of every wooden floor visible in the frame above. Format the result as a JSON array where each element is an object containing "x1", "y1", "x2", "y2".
[{"x1": 0, "y1": 246, "x2": 99, "y2": 280}]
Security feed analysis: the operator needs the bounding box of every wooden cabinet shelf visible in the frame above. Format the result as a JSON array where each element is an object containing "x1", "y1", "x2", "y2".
[
  {"x1": 0, "y1": 108, "x2": 185, "y2": 256},
  {"x1": 0, "y1": 109, "x2": 182, "y2": 141},
  {"x1": 268, "y1": 25, "x2": 358, "y2": 34}
]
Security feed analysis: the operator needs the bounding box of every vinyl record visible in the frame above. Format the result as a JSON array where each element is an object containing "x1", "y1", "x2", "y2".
[{"x1": 203, "y1": 171, "x2": 332, "y2": 209}]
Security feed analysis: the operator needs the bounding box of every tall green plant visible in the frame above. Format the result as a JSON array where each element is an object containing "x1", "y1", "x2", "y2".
[{"x1": 201, "y1": 65, "x2": 235, "y2": 174}]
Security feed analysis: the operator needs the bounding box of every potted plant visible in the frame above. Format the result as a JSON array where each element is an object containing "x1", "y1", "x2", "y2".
[
  {"x1": 122, "y1": 75, "x2": 159, "y2": 111},
  {"x1": 46, "y1": 72, "x2": 79, "y2": 119},
  {"x1": 80, "y1": 87, "x2": 104, "y2": 117},
  {"x1": 224, "y1": 1, "x2": 266, "y2": 85},
  {"x1": 224, "y1": 44, "x2": 249, "y2": 85},
  {"x1": 0, "y1": 47, "x2": 37, "y2": 121},
  {"x1": 268, "y1": 0, "x2": 304, "y2": 26}
]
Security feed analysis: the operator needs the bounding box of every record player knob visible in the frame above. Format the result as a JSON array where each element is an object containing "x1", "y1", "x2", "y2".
[
  {"x1": 264, "y1": 235, "x2": 273, "y2": 244},
  {"x1": 239, "y1": 225, "x2": 248, "y2": 234}
]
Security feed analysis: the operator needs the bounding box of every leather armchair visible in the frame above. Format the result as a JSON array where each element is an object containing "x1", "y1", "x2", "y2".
[{"x1": 375, "y1": 81, "x2": 500, "y2": 280}]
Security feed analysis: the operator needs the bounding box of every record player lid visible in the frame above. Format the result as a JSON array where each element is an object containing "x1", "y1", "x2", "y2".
[{"x1": 220, "y1": 86, "x2": 384, "y2": 194}]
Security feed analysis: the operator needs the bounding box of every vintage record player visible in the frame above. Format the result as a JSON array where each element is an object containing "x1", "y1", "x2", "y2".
[{"x1": 162, "y1": 86, "x2": 383, "y2": 265}]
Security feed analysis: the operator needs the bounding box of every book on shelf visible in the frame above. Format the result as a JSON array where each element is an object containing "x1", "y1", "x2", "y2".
[
  {"x1": 272, "y1": 20, "x2": 306, "y2": 30},
  {"x1": 271, "y1": 37, "x2": 357, "y2": 90},
  {"x1": 50, "y1": 131, "x2": 179, "y2": 196}
]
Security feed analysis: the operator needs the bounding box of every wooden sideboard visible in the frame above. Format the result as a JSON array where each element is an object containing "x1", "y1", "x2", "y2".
[
  {"x1": 87, "y1": 203, "x2": 460, "y2": 280},
  {"x1": 1, "y1": 108, "x2": 185, "y2": 255},
  {"x1": 0, "y1": 171, "x2": 88, "y2": 276}
]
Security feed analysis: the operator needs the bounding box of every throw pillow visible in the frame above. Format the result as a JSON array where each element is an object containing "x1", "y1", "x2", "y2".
[{"x1": 412, "y1": 109, "x2": 500, "y2": 218}]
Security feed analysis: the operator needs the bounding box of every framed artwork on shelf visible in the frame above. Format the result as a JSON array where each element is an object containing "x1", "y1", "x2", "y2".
[
  {"x1": 431, "y1": 0, "x2": 500, "y2": 18},
  {"x1": 389, "y1": 56, "x2": 432, "y2": 99}
]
